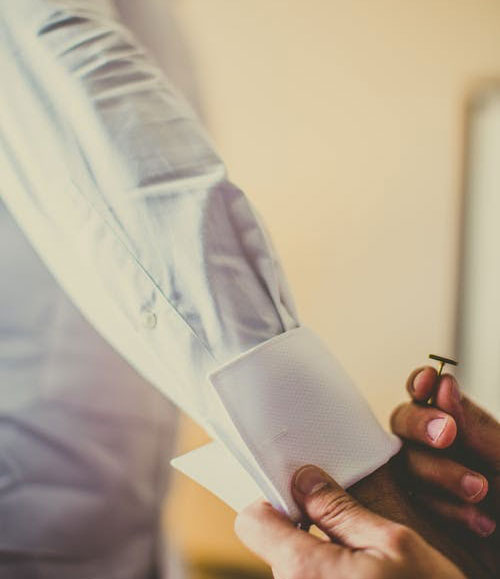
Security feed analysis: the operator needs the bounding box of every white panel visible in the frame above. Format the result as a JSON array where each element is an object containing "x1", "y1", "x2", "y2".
[{"x1": 459, "y1": 86, "x2": 500, "y2": 418}]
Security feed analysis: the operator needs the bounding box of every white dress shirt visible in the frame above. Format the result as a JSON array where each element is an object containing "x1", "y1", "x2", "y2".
[
  {"x1": 0, "y1": 199, "x2": 178, "y2": 579},
  {"x1": 0, "y1": 0, "x2": 299, "y2": 437},
  {"x1": 0, "y1": 0, "x2": 400, "y2": 575}
]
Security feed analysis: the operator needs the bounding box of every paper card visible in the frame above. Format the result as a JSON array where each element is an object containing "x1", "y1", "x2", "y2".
[{"x1": 171, "y1": 441, "x2": 263, "y2": 513}]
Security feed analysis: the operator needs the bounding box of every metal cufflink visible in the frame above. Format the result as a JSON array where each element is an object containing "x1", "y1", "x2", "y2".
[
  {"x1": 428, "y1": 354, "x2": 458, "y2": 376},
  {"x1": 423, "y1": 354, "x2": 458, "y2": 406}
]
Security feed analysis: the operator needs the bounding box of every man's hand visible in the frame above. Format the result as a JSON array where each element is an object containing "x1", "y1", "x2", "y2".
[
  {"x1": 236, "y1": 465, "x2": 464, "y2": 579},
  {"x1": 391, "y1": 367, "x2": 499, "y2": 536}
]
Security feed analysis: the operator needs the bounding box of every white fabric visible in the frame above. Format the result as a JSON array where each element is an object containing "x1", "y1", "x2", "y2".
[
  {"x1": 0, "y1": 2, "x2": 185, "y2": 576},
  {"x1": 174, "y1": 327, "x2": 401, "y2": 521},
  {"x1": 0, "y1": 1, "x2": 402, "y2": 570},
  {"x1": 0, "y1": 200, "x2": 178, "y2": 578}
]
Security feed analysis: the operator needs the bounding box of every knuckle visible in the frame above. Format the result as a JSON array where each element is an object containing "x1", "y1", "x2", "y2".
[
  {"x1": 408, "y1": 409, "x2": 427, "y2": 439},
  {"x1": 394, "y1": 404, "x2": 426, "y2": 440},
  {"x1": 311, "y1": 490, "x2": 358, "y2": 529},
  {"x1": 384, "y1": 523, "x2": 417, "y2": 554}
]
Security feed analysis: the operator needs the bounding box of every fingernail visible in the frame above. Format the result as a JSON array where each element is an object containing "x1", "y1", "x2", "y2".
[
  {"x1": 412, "y1": 369, "x2": 426, "y2": 393},
  {"x1": 474, "y1": 514, "x2": 496, "y2": 537},
  {"x1": 294, "y1": 466, "x2": 329, "y2": 496},
  {"x1": 461, "y1": 473, "x2": 484, "y2": 499},
  {"x1": 427, "y1": 417, "x2": 447, "y2": 441}
]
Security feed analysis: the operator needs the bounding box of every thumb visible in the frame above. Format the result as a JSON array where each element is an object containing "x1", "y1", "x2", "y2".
[{"x1": 292, "y1": 465, "x2": 396, "y2": 550}]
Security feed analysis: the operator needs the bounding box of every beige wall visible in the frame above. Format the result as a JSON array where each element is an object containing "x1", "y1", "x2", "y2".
[{"x1": 163, "y1": 0, "x2": 500, "y2": 570}]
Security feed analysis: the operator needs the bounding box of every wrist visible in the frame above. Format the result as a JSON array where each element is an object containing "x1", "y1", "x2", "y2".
[{"x1": 349, "y1": 450, "x2": 499, "y2": 578}]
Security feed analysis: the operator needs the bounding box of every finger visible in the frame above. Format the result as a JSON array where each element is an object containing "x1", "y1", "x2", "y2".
[
  {"x1": 433, "y1": 374, "x2": 465, "y2": 430},
  {"x1": 459, "y1": 396, "x2": 500, "y2": 470},
  {"x1": 407, "y1": 366, "x2": 438, "y2": 402},
  {"x1": 432, "y1": 376, "x2": 500, "y2": 469},
  {"x1": 235, "y1": 499, "x2": 325, "y2": 573},
  {"x1": 292, "y1": 465, "x2": 395, "y2": 551},
  {"x1": 405, "y1": 446, "x2": 488, "y2": 503},
  {"x1": 414, "y1": 492, "x2": 496, "y2": 537},
  {"x1": 390, "y1": 402, "x2": 457, "y2": 448}
]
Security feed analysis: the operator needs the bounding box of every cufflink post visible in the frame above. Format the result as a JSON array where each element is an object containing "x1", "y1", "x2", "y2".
[
  {"x1": 422, "y1": 355, "x2": 458, "y2": 406},
  {"x1": 428, "y1": 354, "x2": 458, "y2": 376}
]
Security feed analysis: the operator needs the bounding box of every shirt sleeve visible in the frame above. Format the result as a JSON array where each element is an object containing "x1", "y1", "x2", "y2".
[
  {"x1": 0, "y1": 0, "x2": 298, "y2": 422},
  {"x1": 0, "y1": 0, "x2": 400, "y2": 515}
]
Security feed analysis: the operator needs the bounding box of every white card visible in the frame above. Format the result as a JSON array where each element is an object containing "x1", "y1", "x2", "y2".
[{"x1": 171, "y1": 441, "x2": 263, "y2": 513}]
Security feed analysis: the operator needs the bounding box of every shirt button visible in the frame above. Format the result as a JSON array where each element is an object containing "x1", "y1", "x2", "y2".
[{"x1": 141, "y1": 310, "x2": 157, "y2": 329}]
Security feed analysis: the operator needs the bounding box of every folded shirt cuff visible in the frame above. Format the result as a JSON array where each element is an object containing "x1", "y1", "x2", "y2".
[{"x1": 207, "y1": 326, "x2": 401, "y2": 519}]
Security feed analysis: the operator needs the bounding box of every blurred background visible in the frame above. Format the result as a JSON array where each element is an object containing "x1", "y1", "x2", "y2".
[{"x1": 115, "y1": 1, "x2": 500, "y2": 577}]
